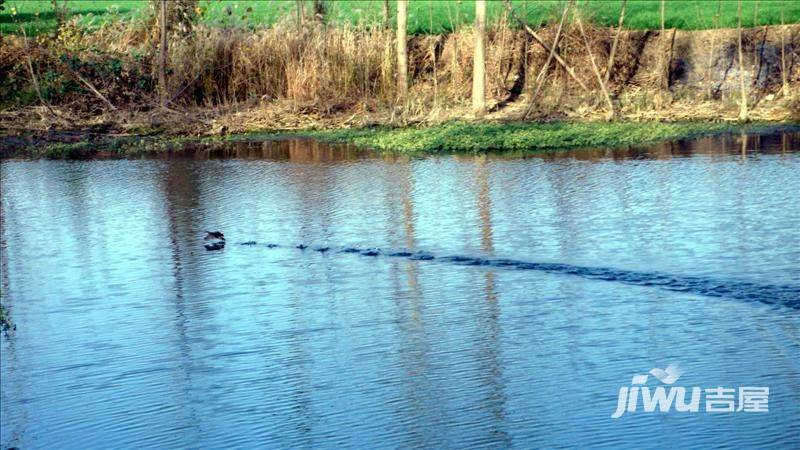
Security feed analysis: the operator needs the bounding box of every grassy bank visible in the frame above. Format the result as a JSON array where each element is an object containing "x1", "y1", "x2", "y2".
[
  {"x1": 3, "y1": 0, "x2": 799, "y2": 36},
  {"x1": 0, "y1": 133, "x2": 193, "y2": 158},
  {"x1": 292, "y1": 121, "x2": 798, "y2": 154},
  {"x1": 2, "y1": 121, "x2": 796, "y2": 159}
]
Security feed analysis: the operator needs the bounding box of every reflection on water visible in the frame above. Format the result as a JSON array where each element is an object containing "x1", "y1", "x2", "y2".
[{"x1": 2, "y1": 132, "x2": 799, "y2": 448}]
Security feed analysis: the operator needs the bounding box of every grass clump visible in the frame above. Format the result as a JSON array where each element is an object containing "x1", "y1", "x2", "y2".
[{"x1": 298, "y1": 121, "x2": 794, "y2": 154}]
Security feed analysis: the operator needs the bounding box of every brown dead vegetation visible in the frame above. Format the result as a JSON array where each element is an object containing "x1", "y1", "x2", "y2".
[{"x1": 1, "y1": 16, "x2": 798, "y2": 138}]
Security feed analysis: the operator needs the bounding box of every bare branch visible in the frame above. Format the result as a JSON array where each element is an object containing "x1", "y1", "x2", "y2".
[
  {"x1": 503, "y1": 0, "x2": 589, "y2": 94},
  {"x1": 576, "y1": 14, "x2": 616, "y2": 121},
  {"x1": 521, "y1": 0, "x2": 573, "y2": 119},
  {"x1": 603, "y1": 0, "x2": 626, "y2": 87}
]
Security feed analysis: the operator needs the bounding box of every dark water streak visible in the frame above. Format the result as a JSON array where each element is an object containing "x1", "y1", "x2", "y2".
[{"x1": 227, "y1": 242, "x2": 800, "y2": 309}]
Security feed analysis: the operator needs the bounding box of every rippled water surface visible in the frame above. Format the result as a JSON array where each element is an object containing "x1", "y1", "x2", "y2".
[{"x1": 2, "y1": 133, "x2": 800, "y2": 448}]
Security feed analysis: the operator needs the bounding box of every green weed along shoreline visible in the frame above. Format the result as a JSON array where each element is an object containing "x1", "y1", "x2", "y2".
[
  {"x1": 4, "y1": 121, "x2": 796, "y2": 159},
  {"x1": 294, "y1": 121, "x2": 798, "y2": 154}
]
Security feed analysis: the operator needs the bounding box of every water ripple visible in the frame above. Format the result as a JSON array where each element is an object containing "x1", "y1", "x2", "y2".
[{"x1": 2, "y1": 133, "x2": 799, "y2": 449}]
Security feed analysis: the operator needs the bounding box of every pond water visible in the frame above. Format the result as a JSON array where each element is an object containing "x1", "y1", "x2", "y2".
[{"x1": 2, "y1": 132, "x2": 799, "y2": 449}]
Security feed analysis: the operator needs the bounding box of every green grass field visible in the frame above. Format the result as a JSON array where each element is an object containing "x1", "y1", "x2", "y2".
[{"x1": 2, "y1": 0, "x2": 799, "y2": 36}]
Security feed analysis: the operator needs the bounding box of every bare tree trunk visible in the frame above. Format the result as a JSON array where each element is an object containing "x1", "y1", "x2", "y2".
[
  {"x1": 295, "y1": 0, "x2": 304, "y2": 27},
  {"x1": 159, "y1": 0, "x2": 168, "y2": 108},
  {"x1": 51, "y1": 0, "x2": 69, "y2": 35},
  {"x1": 753, "y1": 1, "x2": 759, "y2": 26},
  {"x1": 752, "y1": 1, "x2": 759, "y2": 71},
  {"x1": 472, "y1": 0, "x2": 487, "y2": 116},
  {"x1": 666, "y1": 27, "x2": 676, "y2": 87},
  {"x1": 20, "y1": 26, "x2": 57, "y2": 116},
  {"x1": 397, "y1": 0, "x2": 409, "y2": 108},
  {"x1": 656, "y1": 0, "x2": 676, "y2": 106},
  {"x1": 313, "y1": 0, "x2": 326, "y2": 23},
  {"x1": 659, "y1": 0, "x2": 666, "y2": 94},
  {"x1": 383, "y1": 0, "x2": 391, "y2": 28},
  {"x1": 603, "y1": 0, "x2": 626, "y2": 87},
  {"x1": 706, "y1": 0, "x2": 722, "y2": 99},
  {"x1": 429, "y1": 0, "x2": 438, "y2": 110},
  {"x1": 754, "y1": 25, "x2": 768, "y2": 86},
  {"x1": 738, "y1": 0, "x2": 748, "y2": 122},
  {"x1": 577, "y1": 14, "x2": 615, "y2": 121},
  {"x1": 522, "y1": 0, "x2": 572, "y2": 119},
  {"x1": 781, "y1": 9, "x2": 790, "y2": 98}
]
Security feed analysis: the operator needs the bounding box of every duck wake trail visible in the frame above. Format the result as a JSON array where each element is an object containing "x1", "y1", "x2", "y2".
[{"x1": 227, "y1": 242, "x2": 800, "y2": 310}]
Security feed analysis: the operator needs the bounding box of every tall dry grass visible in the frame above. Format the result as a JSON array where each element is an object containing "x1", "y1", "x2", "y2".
[
  {"x1": 2, "y1": 14, "x2": 546, "y2": 114},
  {"x1": 162, "y1": 16, "x2": 535, "y2": 113},
  {"x1": 167, "y1": 22, "x2": 397, "y2": 109},
  {"x1": 2, "y1": 13, "x2": 796, "y2": 124}
]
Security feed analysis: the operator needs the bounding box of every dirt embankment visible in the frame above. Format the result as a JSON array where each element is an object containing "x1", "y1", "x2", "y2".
[{"x1": 0, "y1": 21, "x2": 798, "y2": 144}]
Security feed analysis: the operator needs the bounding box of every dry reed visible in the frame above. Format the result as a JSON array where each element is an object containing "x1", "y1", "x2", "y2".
[{"x1": 1, "y1": 14, "x2": 797, "y2": 128}]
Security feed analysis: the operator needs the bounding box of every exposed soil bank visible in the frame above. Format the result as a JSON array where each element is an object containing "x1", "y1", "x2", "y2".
[{"x1": 2, "y1": 121, "x2": 797, "y2": 159}]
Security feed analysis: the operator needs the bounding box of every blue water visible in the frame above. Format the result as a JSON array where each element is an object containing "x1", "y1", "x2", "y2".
[{"x1": 2, "y1": 133, "x2": 799, "y2": 448}]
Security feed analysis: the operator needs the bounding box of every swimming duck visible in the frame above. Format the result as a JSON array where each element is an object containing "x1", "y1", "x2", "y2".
[
  {"x1": 205, "y1": 230, "x2": 225, "y2": 240},
  {"x1": 204, "y1": 241, "x2": 225, "y2": 251}
]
